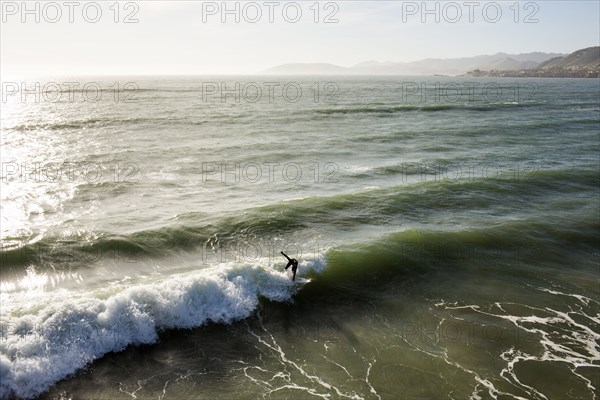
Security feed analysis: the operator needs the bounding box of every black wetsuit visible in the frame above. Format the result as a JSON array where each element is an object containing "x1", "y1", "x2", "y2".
[{"x1": 281, "y1": 251, "x2": 298, "y2": 281}]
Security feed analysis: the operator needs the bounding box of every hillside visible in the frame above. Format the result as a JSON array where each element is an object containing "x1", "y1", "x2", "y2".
[
  {"x1": 538, "y1": 47, "x2": 600, "y2": 69},
  {"x1": 467, "y1": 46, "x2": 599, "y2": 78}
]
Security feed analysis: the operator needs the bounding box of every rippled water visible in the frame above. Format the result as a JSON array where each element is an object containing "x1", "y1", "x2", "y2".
[{"x1": 1, "y1": 77, "x2": 598, "y2": 399}]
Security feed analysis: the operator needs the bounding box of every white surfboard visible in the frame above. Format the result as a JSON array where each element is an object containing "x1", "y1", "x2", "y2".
[{"x1": 294, "y1": 277, "x2": 311, "y2": 285}]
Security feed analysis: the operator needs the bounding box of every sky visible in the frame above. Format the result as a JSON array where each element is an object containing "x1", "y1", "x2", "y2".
[{"x1": 1, "y1": 0, "x2": 599, "y2": 76}]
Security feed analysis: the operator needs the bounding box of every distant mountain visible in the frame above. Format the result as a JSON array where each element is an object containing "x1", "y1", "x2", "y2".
[
  {"x1": 352, "y1": 60, "x2": 398, "y2": 68},
  {"x1": 497, "y1": 52, "x2": 565, "y2": 64},
  {"x1": 467, "y1": 47, "x2": 599, "y2": 78},
  {"x1": 261, "y1": 63, "x2": 349, "y2": 75},
  {"x1": 478, "y1": 57, "x2": 534, "y2": 71},
  {"x1": 260, "y1": 51, "x2": 565, "y2": 76}
]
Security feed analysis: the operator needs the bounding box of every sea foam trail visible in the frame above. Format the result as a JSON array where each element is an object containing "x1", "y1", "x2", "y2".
[{"x1": 0, "y1": 256, "x2": 326, "y2": 399}]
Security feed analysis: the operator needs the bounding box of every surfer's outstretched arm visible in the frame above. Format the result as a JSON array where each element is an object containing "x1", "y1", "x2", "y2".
[{"x1": 281, "y1": 251, "x2": 292, "y2": 269}]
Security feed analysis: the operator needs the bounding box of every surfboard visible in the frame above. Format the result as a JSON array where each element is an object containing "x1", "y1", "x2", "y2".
[{"x1": 294, "y1": 277, "x2": 311, "y2": 285}]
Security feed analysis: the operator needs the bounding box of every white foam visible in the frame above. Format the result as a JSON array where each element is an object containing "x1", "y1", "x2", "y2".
[
  {"x1": 0, "y1": 256, "x2": 326, "y2": 399},
  {"x1": 436, "y1": 291, "x2": 600, "y2": 399}
]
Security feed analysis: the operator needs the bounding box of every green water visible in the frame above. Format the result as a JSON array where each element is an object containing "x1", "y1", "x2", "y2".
[{"x1": 0, "y1": 77, "x2": 598, "y2": 399}]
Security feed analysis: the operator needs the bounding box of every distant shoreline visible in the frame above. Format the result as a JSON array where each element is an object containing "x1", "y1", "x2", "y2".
[{"x1": 465, "y1": 69, "x2": 599, "y2": 78}]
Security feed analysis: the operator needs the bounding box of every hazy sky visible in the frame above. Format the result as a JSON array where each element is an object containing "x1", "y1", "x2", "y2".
[{"x1": 1, "y1": 0, "x2": 599, "y2": 75}]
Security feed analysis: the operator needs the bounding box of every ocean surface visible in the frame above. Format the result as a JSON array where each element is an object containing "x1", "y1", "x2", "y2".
[{"x1": 0, "y1": 76, "x2": 598, "y2": 399}]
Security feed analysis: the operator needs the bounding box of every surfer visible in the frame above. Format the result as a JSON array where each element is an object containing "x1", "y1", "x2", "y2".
[{"x1": 281, "y1": 251, "x2": 298, "y2": 281}]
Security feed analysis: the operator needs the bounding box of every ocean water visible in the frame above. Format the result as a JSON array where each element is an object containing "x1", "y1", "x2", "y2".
[{"x1": 0, "y1": 76, "x2": 598, "y2": 399}]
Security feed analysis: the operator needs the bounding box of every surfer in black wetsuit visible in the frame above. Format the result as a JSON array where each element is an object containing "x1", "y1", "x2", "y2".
[{"x1": 281, "y1": 251, "x2": 298, "y2": 281}]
